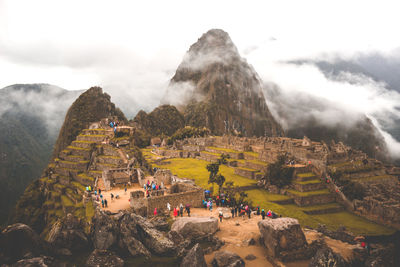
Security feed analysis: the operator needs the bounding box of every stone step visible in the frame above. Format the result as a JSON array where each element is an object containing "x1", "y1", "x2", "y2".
[
  {"x1": 75, "y1": 173, "x2": 95, "y2": 186},
  {"x1": 234, "y1": 167, "x2": 258, "y2": 179},
  {"x1": 287, "y1": 189, "x2": 336, "y2": 207},
  {"x1": 76, "y1": 134, "x2": 107, "y2": 142},
  {"x1": 56, "y1": 160, "x2": 89, "y2": 171},
  {"x1": 237, "y1": 160, "x2": 267, "y2": 172},
  {"x1": 102, "y1": 145, "x2": 121, "y2": 157},
  {"x1": 71, "y1": 140, "x2": 96, "y2": 149},
  {"x1": 66, "y1": 146, "x2": 92, "y2": 158},
  {"x1": 62, "y1": 155, "x2": 85, "y2": 162},
  {"x1": 199, "y1": 151, "x2": 220, "y2": 162},
  {"x1": 296, "y1": 172, "x2": 317, "y2": 182},
  {"x1": 97, "y1": 155, "x2": 123, "y2": 165},
  {"x1": 54, "y1": 167, "x2": 79, "y2": 177},
  {"x1": 293, "y1": 180, "x2": 326, "y2": 192},
  {"x1": 89, "y1": 170, "x2": 103, "y2": 178},
  {"x1": 82, "y1": 128, "x2": 108, "y2": 135},
  {"x1": 302, "y1": 205, "x2": 344, "y2": 215},
  {"x1": 95, "y1": 163, "x2": 119, "y2": 171}
]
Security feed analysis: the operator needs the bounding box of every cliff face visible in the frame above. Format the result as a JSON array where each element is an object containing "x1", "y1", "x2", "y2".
[
  {"x1": 52, "y1": 87, "x2": 126, "y2": 158},
  {"x1": 132, "y1": 104, "x2": 184, "y2": 137},
  {"x1": 162, "y1": 29, "x2": 283, "y2": 137}
]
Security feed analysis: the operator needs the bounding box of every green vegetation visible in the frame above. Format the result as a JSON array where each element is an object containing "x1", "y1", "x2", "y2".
[
  {"x1": 245, "y1": 189, "x2": 394, "y2": 235},
  {"x1": 243, "y1": 151, "x2": 259, "y2": 158},
  {"x1": 287, "y1": 189, "x2": 331, "y2": 197},
  {"x1": 67, "y1": 146, "x2": 90, "y2": 151},
  {"x1": 329, "y1": 170, "x2": 365, "y2": 200},
  {"x1": 265, "y1": 155, "x2": 295, "y2": 188},
  {"x1": 207, "y1": 146, "x2": 241, "y2": 154},
  {"x1": 61, "y1": 195, "x2": 74, "y2": 207},
  {"x1": 168, "y1": 126, "x2": 210, "y2": 145},
  {"x1": 77, "y1": 173, "x2": 94, "y2": 182},
  {"x1": 294, "y1": 179, "x2": 322, "y2": 185},
  {"x1": 299, "y1": 203, "x2": 342, "y2": 211},
  {"x1": 206, "y1": 154, "x2": 230, "y2": 194},
  {"x1": 151, "y1": 158, "x2": 256, "y2": 192},
  {"x1": 297, "y1": 172, "x2": 315, "y2": 178}
]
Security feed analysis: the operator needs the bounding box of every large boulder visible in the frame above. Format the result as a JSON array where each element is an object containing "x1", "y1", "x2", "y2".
[
  {"x1": 46, "y1": 214, "x2": 88, "y2": 252},
  {"x1": 10, "y1": 256, "x2": 56, "y2": 267},
  {"x1": 211, "y1": 251, "x2": 245, "y2": 267},
  {"x1": 118, "y1": 213, "x2": 151, "y2": 258},
  {"x1": 180, "y1": 243, "x2": 207, "y2": 267},
  {"x1": 309, "y1": 247, "x2": 348, "y2": 267},
  {"x1": 171, "y1": 217, "x2": 218, "y2": 240},
  {"x1": 91, "y1": 209, "x2": 119, "y2": 250},
  {"x1": 258, "y1": 217, "x2": 307, "y2": 258},
  {"x1": 132, "y1": 214, "x2": 175, "y2": 255},
  {"x1": 85, "y1": 249, "x2": 124, "y2": 267},
  {"x1": 0, "y1": 223, "x2": 45, "y2": 264}
]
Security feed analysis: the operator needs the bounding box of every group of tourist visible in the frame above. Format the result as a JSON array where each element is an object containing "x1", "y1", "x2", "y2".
[
  {"x1": 144, "y1": 180, "x2": 163, "y2": 198},
  {"x1": 108, "y1": 120, "x2": 120, "y2": 133},
  {"x1": 161, "y1": 202, "x2": 191, "y2": 218}
]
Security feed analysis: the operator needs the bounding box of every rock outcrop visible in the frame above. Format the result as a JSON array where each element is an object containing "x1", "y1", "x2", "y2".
[
  {"x1": 309, "y1": 247, "x2": 348, "y2": 267},
  {"x1": 162, "y1": 29, "x2": 283, "y2": 137},
  {"x1": 85, "y1": 249, "x2": 124, "y2": 267},
  {"x1": 211, "y1": 251, "x2": 245, "y2": 267},
  {"x1": 171, "y1": 217, "x2": 218, "y2": 239},
  {"x1": 118, "y1": 213, "x2": 151, "y2": 257},
  {"x1": 91, "y1": 209, "x2": 119, "y2": 250},
  {"x1": 258, "y1": 217, "x2": 307, "y2": 259},
  {"x1": 10, "y1": 256, "x2": 56, "y2": 267},
  {"x1": 0, "y1": 223, "x2": 46, "y2": 264},
  {"x1": 180, "y1": 243, "x2": 207, "y2": 267}
]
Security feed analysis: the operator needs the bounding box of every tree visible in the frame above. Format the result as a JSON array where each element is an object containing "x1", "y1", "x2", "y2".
[
  {"x1": 215, "y1": 174, "x2": 226, "y2": 195},
  {"x1": 206, "y1": 162, "x2": 220, "y2": 187},
  {"x1": 265, "y1": 154, "x2": 294, "y2": 188},
  {"x1": 206, "y1": 154, "x2": 230, "y2": 193}
]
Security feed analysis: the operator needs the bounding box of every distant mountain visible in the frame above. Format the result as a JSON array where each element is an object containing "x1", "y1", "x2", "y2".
[
  {"x1": 0, "y1": 84, "x2": 82, "y2": 224},
  {"x1": 162, "y1": 29, "x2": 283, "y2": 137}
]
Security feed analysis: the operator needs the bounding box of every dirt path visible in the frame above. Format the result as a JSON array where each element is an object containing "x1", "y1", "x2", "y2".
[{"x1": 117, "y1": 148, "x2": 128, "y2": 164}]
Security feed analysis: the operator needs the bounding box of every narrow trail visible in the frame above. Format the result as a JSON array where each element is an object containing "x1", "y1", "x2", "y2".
[{"x1": 117, "y1": 148, "x2": 128, "y2": 164}]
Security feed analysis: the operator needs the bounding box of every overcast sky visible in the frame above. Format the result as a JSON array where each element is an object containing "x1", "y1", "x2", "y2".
[{"x1": 2, "y1": 0, "x2": 400, "y2": 156}]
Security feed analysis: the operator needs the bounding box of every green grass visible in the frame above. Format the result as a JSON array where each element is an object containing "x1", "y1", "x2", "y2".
[
  {"x1": 85, "y1": 202, "x2": 95, "y2": 221},
  {"x1": 287, "y1": 189, "x2": 330, "y2": 197},
  {"x1": 329, "y1": 161, "x2": 361, "y2": 168},
  {"x1": 299, "y1": 203, "x2": 342, "y2": 211},
  {"x1": 152, "y1": 158, "x2": 256, "y2": 191},
  {"x1": 61, "y1": 195, "x2": 74, "y2": 207},
  {"x1": 67, "y1": 146, "x2": 90, "y2": 151},
  {"x1": 245, "y1": 189, "x2": 395, "y2": 235},
  {"x1": 77, "y1": 173, "x2": 95, "y2": 181},
  {"x1": 297, "y1": 172, "x2": 315, "y2": 178},
  {"x1": 294, "y1": 179, "x2": 322, "y2": 185},
  {"x1": 71, "y1": 181, "x2": 86, "y2": 192},
  {"x1": 207, "y1": 146, "x2": 241, "y2": 154},
  {"x1": 243, "y1": 151, "x2": 259, "y2": 158},
  {"x1": 354, "y1": 175, "x2": 394, "y2": 182},
  {"x1": 83, "y1": 128, "x2": 106, "y2": 131},
  {"x1": 79, "y1": 134, "x2": 106, "y2": 137},
  {"x1": 202, "y1": 151, "x2": 221, "y2": 156}
]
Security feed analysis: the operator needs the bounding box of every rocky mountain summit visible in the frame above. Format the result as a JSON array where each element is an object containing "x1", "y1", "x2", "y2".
[{"x1": 162, "y1": 29, "x2": 283, "y2": 137}]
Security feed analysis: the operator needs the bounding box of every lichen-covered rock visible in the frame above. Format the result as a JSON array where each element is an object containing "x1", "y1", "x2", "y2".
[
  {"x1": 91, "y1": 209, "x2": 118, "y2": 250},
  {"x1": 0, "y1": 223, "x2": 45, "y2": 264},
  {"x1": 180, "y1": 243, "x2": 207, "y2": 267},
  {"x1": 211, "y1": 251, "x2": 245, "y2": 267},
  {"x1": 258, "y1": 217, "x2": 307, "y2": 258},
  {"x1": 118, "y1": 213, "x2": 151, "y2": 258},
  {"x1": 46, "y1": 214, "x2": 88, "y2": 252},
  {"x1": 171, "y1": 217, "x2": 218, "y2": 239},
  {"x1": 85, "y1": 249, "x2": 124, "y2": 267},
  {"x1": 10, "y1": 256, "x2": 56, "y2": 267},
  {"x1": 309, "y1": 247, "x2": 348, "y2": 267},
  {"x1": 132, "y1": 214, "x2": 175, "y2": 255}
]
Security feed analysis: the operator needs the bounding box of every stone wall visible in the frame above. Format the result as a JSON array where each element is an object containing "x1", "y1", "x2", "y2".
[
  {"x1": 154, "y1": 169, "x2": 172, "y2": 185},
  {"x1": 292, "y1": 193, "x2": 336, "y2": 206},
  {"x1": 145, "y1": 188, "x2": 203, "y2": 215}
]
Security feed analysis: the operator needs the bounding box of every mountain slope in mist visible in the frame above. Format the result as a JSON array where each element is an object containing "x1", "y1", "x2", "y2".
[
  {"x1": 0, "y1": 84, "x2": 81, "y2": 224},
  {"x1": 162, "y1": 29, "x2": 283, "y2": 137},
  {"x1": 264, "y1": 82, "x2": 390, "y2": 162}
]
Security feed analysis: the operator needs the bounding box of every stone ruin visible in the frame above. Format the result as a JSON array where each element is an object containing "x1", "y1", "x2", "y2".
[
  {"x1": 130, "y1": 182, "x2": 203, "y2": 216},
  {"x1": 153, "y1": 169, "x2": 172, "y2": 186},
  {"x1": 101, "y1": 166, "x2": 144, "y2": 191}
]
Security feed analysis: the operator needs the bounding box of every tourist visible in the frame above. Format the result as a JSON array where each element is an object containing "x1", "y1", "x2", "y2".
[
  {"x1": 101, "y1": 199, "x2": 104, "y2": 208},
  {"x1": 173, "y1": 207, "x2": 178, "y2": 218},
  {"x1": 219, "y1": 211, "x2": 223, "y2": 222},
  {"x1": 267, "y1": 210, "x2": 272, "y2": 218},
  {"x1": 146, "y1": 190, "x2": 150, "y2": 198},
  {"x1": 257, "y1": 206, "x2": 260, "y2": 216},
  {"x1": 86, "y1": 186, "x2": 89, "y2": 192},
  {"x1": 94, "y1": 190, "x2": 97, "y2": 196},
  {"x1": 186, "y1": 205, "x2": 191, "y2": 217},
  {"x1": 100, "y1": 194, "x2": 103, "y2": 199},
  {"x1": 104, "y1": 199, "x2": 108, "y2": 208},
  {"x1": 203, "y1": 199, "x2": 207, "y2": 209},
  {"x1": 167, "y1": 202, "x2": 171, "y2": 213},
  {"x1": 247, "y1": 207, "x2": 251, "y2": 219},
  {"x1": 209, "y1": 201, "x2": 213, "y2": 212},
  {"x1": 99, "y1": 188, "x2": 101, "y2": 195},
  {"x1": 261, "y1": 209, "x2": 266, "y2": 220},
  {"x1": 124, "y1": 186, "x2": 127, "y2": 194},
  {"x1": 154, "y1": 208, "x2": 157, "y2": 216},
  {"x1": 180, "y1": 204, "x2": 184, "y2": 217},
  {"x1": 111, "y1": 193, "x2": 114, "y2": 201},
  {"x1": 231, "y1": 207, "x2": 235, "y2": 218},
  {"x1": 235, "y1": 206, "x2": 238, "y2": 217}
]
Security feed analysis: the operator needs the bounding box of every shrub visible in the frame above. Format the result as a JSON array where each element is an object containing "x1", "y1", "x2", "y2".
[{"x1": 265, "y1": 155, "x2": 294, "y2": 188}]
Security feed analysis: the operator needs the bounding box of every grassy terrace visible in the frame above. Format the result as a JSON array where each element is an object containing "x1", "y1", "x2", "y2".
[
  {"x1": 246, "y1": 189, "x2": 394, "y2": 235},
  {"x1": 67, "y1": 146, "x2": 90, "y2": 151},
  {"x1": 152, "y1": 158, "x2": 256, "y2": 191},
  {"x1": 299, "y1": 203, "x2": 342, "y2": 211},
  {"x1": 207, "y1": 146, "x2": 241, "y2": 154},
  {"x1": 354, "y1": 175, "x2": 394, "y2": 182},
  {"x1": 61, "y1": 195, "x2": 74, "y2": 207},
  {"x1": 243, "y1": 151, "x2": 259, "y2": 158},
  {"x1": 287, "y1": 189, "x2": 331, "y2": 197},
  {"x1": 77, "y1": 173, "x2": 95, "y2": 181},
  {"x1": 297, "y1": 172, "x2": 315, "y2": 178},
  {"x1": 78, "y1": 134, "x2": 106, "y2": 137},
  {"x1": 294, "y1": 179, "x2": 322, "y2": 185},
  {"x1": 202, "y1": 151, "x2": 221, "y2": 156},
  {"x1": 236, "y1": 167, "x2": 257, "y2": 172}
]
